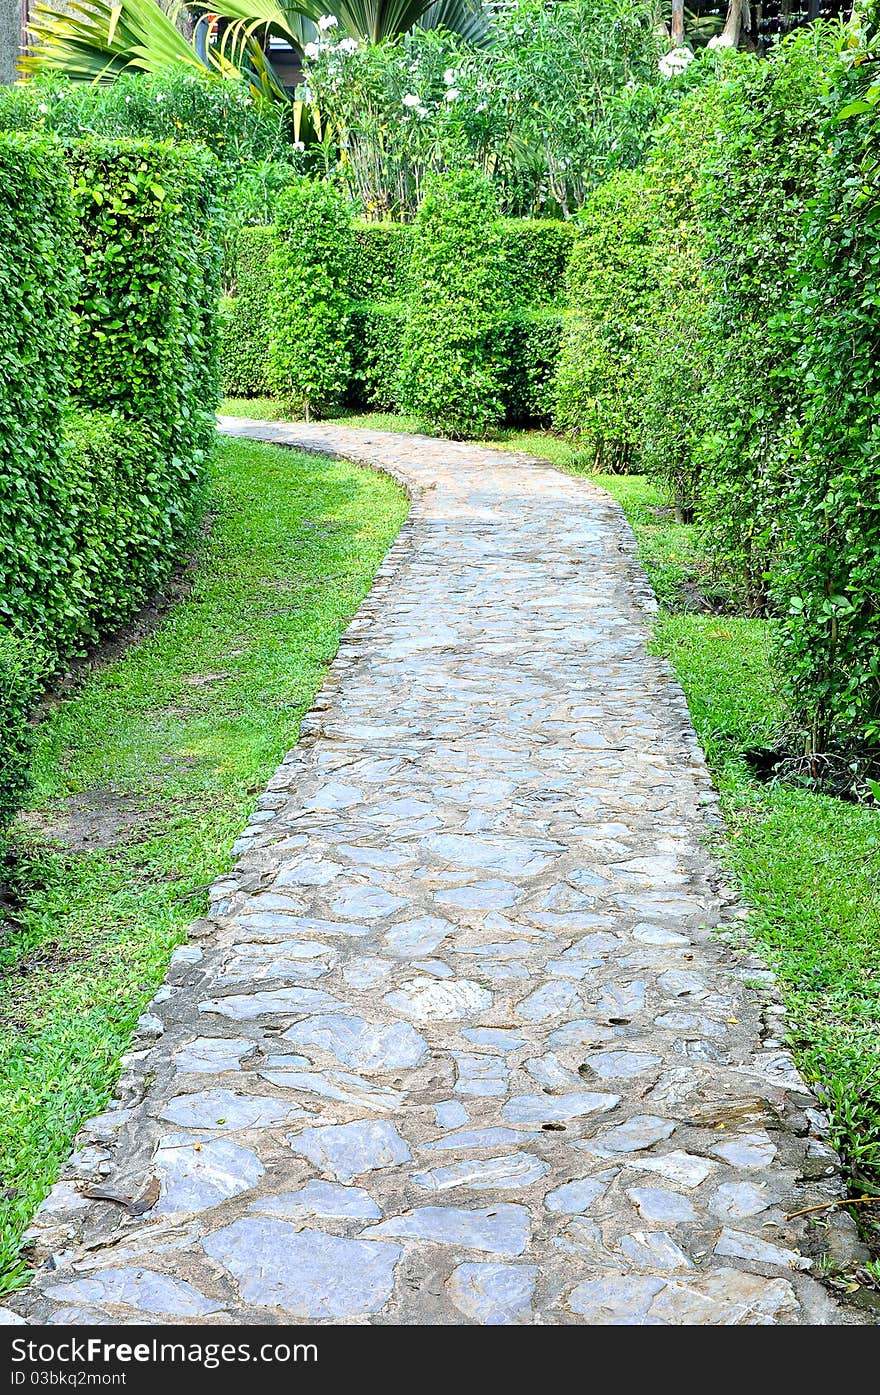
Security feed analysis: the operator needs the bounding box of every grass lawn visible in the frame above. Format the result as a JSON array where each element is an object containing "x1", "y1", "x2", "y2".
[
  {"x1": 0, "y1": 434, "x2": 407, "y2": 1292},
  {"x1": 221, "y1": 399, "x2": 880, "y2": 1260}
]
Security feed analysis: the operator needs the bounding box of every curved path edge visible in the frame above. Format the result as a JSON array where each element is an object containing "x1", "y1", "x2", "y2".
[{"x1": 2, "y1": 419, "x2": 866, "y2": 1327}]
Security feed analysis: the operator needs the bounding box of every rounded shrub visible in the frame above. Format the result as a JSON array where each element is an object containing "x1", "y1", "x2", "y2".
[
  {"x1": 268, "y1": 178, "x2": 355, "y2": 420},
  {"x1": 398, "y1": 170, "x2": 513, "y2": 439}
]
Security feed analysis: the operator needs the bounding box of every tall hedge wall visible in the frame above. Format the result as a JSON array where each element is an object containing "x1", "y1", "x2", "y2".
[
  {"x1": 551, "y1": 26, "x2": 880, "y2": 760},
  {"x1": 223, "y1": 210, "x2": 573, "y2": 428},
  {"x1": 0, "y1": 134, "x2": 77, "y2": 641},
  {"x1": 0, "y1": 134, "x2": 222, "y2": 841},
  {"x1": 221, "y1": 224, "x2": 276, "y2": 397}
]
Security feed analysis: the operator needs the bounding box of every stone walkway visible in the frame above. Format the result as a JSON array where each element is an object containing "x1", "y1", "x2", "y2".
[{"x1": 5, "y1": 419, "x2": 864, "y2": 1326}]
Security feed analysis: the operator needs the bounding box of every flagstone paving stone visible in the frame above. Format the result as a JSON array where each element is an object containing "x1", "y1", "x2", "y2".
[{"x1": 4, "y1": 420, "x2": 867, "y2": 1326}]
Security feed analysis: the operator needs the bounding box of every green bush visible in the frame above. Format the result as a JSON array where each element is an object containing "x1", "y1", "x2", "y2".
[
  {"x1": 502, "y1": 309, "x2": 568, "y2": 424},
  {"x1": 68, "y1": 138, "x2": 222, "y2": 537},
  {"x1": 694, "y1": 30, "x2": 835, "y2": 610},
  {"x1": 399, "y1": 170, "x2": 513, "y2": 438},
  {"x1": 221, "y1": 224, "x2": 276, "y2": 397},
  {"x1": 773, "y1": 78, "x2": 880, "y2": 754},
  {"x1": 349, "y1": 302, "x2": 406, "y2": 412},
  {"x1": 58, "y1": 409, "x2": 165, "y2": 641},
  {"x1": 0, "y1": 133, "x2": 78, "y2": 644},
  {"x1": 552, "y1": 169, "x2": 655, "y2": 469},
  {"x1": 0, "y1": 72, "x2": 294, "y2": 182},
  {"x1": 351, "y1": 223, "x2": 413, "y2": 301},
  {"x1": 268, "y1": 179, "x2": 355, "y2": 420},
  {"x1": 501, "y1": 220, "x2": 576, "y2": 306},
  {"x1": 637, "y1": 73, "x2": 737, "y2": 520},
  {"x1": 0, "y1": 635, "x2": 41, "y2": 844}
]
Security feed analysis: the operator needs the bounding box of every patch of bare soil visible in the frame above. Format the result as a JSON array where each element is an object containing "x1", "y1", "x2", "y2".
[{"x1": 18, "y1": 790, "x2": 173, "y2": 853}]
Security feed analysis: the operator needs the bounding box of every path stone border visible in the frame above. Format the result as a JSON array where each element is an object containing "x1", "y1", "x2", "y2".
[{"x1": 2, "y1": 419, "x2": 868, "y2": 1326}]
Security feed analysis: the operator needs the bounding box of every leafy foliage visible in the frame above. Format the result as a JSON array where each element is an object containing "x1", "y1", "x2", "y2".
[
  {"x1": 68, "y1": 138, "x2": 222, "y2": 509},
  {"x1": 695, "y1": 29, "x2": 837, "y2": 611},
  {"x1": 398, "y1": 169, "x2": 511, "y2": 437},
  {"x1": 221, "y1": 225, "x2": 277, "y2": 396},
  {"x1": 553, "y1": 169, "x2": 655, "y2": 469},
  {"x1": 502, "y1": 310, "x2": 567, "y2": 425},
  {"x1": 351, "y1": 221, "x2": 414, "y2": 299},
  {"x1": 305, "y1": 1, "x2": 667, "y2": 218},
  {"x1": 0, "y1": 134, "x2": 222, "y2": 839},
  {"x1": 503, "y1": 220, "x2": 576, "y2": 306},
  {"x1": 268, "y1": 177, "x2": 355, "y2": 418},
  {"x1": 775, "y1": 74, "x2": 880, "y2": 753},
  {"x1": 0, "y1": 133, "x2": 78, "y2": 646},
  {"x1": 637, "y1": 65, "x2": 739, "y2": 519},
  {"x1": 349, "y1": 302, "x2": 406, "y2": 410},
  {"x1": 0, "y1": 636, "x2": 41, "y2": 845}
]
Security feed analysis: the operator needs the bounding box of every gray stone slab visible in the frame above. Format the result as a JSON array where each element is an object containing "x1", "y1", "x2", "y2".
[
  {"x1": 288, "y1": 1119, "x2": 412, "y2": 1183},
  {"x1": 366, "y1": 1204, "x2": 530, "y2": 1256},
  {"x1": 448, "y1": 1263, "x2": 538, "y2": 1324},
  {"x1": 203, "y1": 1219, "x2": 400, "y2": 1318},
  {"x1": 283, "y1": 1013, "x2": 428, "y2": 1070}
]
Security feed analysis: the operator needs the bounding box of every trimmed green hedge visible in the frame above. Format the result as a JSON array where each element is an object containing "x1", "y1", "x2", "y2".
[
  {"x1": 269, "y1": 179, "x2": 355, "y2": 420},
  {"x1": 552, "y1": 170, "x2": 655, "y2": 468},
  {"x1": 503, "y1": 309, "x2": 568, "y2": 425},
  {"x1": 774, "y1": 76, "x2": 880, "y2": 754},
  {"x1": 0, "y1": 635, "x2": 40, "y2": 845},
  {"x1": 351, "y1": 223, "x2": 413, "y2": 301},
  {"x1": 0, "y1": 134, "x2": 77, "y2": 641},
  {"x1": 349, "y1": 302, "x2": 406, "y2": 412},
  {"x1": 69, "y1": 138, "x2": 222, "y2": 492},
  {"x1": 504, "y1": 220, "x2": 576, "y2": 306},
  {"x1": 58, "y1": 409, "x2": 164, "y2": 642},
  {"x1": 0, "y1": 134, "x2": 222, "y2": 839},
  {"x1": 222, "y1": 212, "x2": 575, "y2": 428},
  {"x1": 221, "y1": 224, "x2": 275, "y2": 397},
  {"x1": 399, "y1": 171, "x2": 513, "y2": 438}
]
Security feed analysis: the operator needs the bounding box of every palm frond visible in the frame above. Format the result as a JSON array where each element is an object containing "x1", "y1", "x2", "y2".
[
  {"x1": 418, "y1": 0, "x2": 488, "y2": 46},
  {"x1": 22, "y1": 0, "x2": 203, "y2": 79}
]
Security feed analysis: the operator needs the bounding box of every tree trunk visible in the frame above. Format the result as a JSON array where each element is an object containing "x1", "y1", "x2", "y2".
[
  {"x1": 719, "y1": 0, "x2": 746, "y2": 47},
  {"x1": 671, "y1": 0, "x2": 685, "y2": 48}
]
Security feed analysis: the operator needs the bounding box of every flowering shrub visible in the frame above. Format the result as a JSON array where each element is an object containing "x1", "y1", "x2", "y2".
[
  {"x1": 268, "y1": 178, "x2": 355, "y2": 419},
  {"x1": 303, "y1": 0, "x2": 666, "y2": 218}
]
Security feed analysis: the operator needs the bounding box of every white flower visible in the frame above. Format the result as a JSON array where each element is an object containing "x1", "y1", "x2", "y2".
[
  {"x1": 37, "y1": 102, "x2": 48, "y2": 114},
  {"x1": 707, "y1": 33, "x2": 734, "y2": 49},
  {"x1": 658, "y1": 46, "x2": 694, "y2": 78},
  {"x1": 292, "y1": 140, "x2": 305, "y2": 151},
  {"x1": 402, "y1": 92, "x2": 421, "y2": 107},
  {"x1": 124, "y1": 95, "x2": 131, "y2": 103},
  {"x1": 443, "y1": 68, "x2": 456, "y2": 85},
  {"x1": 156, "y1": 92, "x2": 165, "y2": 102},
  {"x1": 317, "y1": 13, "x2": 338, "y2": 29},
  {"x1": 444, "y1": 88, "x2": 460, "y2": 102},
  {"x1": 476, "y1": 101, "x2": 487, "y2": 112},
  {"x1": 337, "y1": 37, "x2": 358, "y2": 53},
  {"x1": 304, "y1": 41, "x2": 321, "y2": 58},
  {"x1": 417, "y1": 106, "x2": 428, "y2": 118}
]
